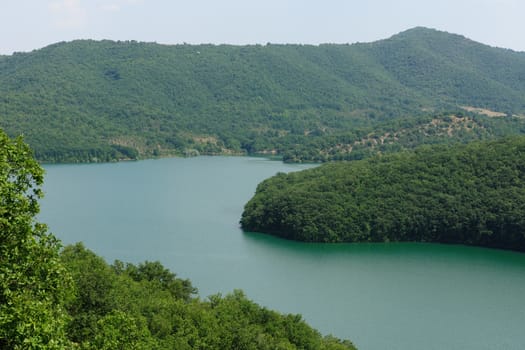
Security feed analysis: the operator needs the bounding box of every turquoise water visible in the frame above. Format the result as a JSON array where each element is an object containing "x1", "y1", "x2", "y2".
[{"x1": 40, "y1": 156, "x2": 525, "y2": 350}]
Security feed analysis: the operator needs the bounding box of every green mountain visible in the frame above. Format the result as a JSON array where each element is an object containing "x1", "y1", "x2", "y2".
[
  {"x1": 241, "y1": 137, "x2": 525, "y2": 251},
  {"x1": 1, "y1": 27, "x2": 525, "y2": 162}
]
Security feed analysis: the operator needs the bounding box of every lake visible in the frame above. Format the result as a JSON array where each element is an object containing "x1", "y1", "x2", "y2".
[{"x1": 39, "y1": 156, "x2": 525, "y2": 350}]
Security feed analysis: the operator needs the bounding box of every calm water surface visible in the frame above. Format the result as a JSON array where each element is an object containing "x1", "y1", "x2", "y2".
[{"x1": 40, "y1": 156, "x2": 525, "y2": 350}]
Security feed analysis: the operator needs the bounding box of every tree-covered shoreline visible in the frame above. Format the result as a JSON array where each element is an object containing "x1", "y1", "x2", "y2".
[{"x1": 241, "y1": 137, "x2": 525, "y2": 252}]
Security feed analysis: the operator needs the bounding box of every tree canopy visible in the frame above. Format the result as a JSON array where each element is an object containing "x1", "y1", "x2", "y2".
[{"x1": 0, "y1": 129, "x2": 72, "y2": 349}]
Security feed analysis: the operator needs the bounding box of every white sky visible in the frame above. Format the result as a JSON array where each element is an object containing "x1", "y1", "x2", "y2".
[{"x1": 1, "y1": 0, "x2": 524, "y2": 55}]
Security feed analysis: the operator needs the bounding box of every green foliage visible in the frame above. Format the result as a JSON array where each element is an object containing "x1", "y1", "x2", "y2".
[
  {"x1": 60, "y1": 243, "x2": 119, "y2": 343},
  {"x1": 0, "y1": 130, "x2": 73, "y2": 349},
  {"x1": 113, "y1": 260, "x2": 196, "y2": 301},
  {"x1": 89, "y1": 310, "x2": 153, "y2": 350},
  {"x1": 2, "y1": 28, "x2": 525, "y2": 163},
  {"x1": 241, "y1": 137, "x2": 525, "y2": 251}
]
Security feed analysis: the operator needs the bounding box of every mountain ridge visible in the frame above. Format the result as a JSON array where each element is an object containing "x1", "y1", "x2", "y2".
[
  {"x1": 6, "y1": 27, "x2": 525, "y2": 53},
  {"x1": 1, "y1": 27, "x2": 525, "y2": 162}
]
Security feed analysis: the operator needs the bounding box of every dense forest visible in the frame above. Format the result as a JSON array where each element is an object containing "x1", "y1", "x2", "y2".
[
  {"x1": 241, "y1": 137, "x2": 525, "y2": 251},
  {"x1": 1, "y1": 27, "x2": 525, "y2": 162},
  {"x1": 0, "y1": 131, "x2": 356, "y2": 348}
]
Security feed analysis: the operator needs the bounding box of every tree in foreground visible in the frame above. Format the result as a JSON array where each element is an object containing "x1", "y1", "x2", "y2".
[{"x1": 0, "y1": 130, "x2": 73, "y2": 349}]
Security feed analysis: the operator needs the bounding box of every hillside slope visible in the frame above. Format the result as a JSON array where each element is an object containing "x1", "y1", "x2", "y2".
[{"x1": 1, "y1": 27, "x2": 525, "y2": 162}]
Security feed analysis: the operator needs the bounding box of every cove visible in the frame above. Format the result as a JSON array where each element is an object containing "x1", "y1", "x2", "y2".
[{"x1": 39, "y1": 156, "x2": 525, "y2": 350}]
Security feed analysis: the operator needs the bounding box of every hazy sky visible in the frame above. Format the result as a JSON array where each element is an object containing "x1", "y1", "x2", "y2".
[{"x1": 1, "y1": 0, "x2": 524, "y2": 55}]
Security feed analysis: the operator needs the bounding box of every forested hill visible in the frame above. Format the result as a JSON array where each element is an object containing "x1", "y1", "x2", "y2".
[
  {"x1": 2, "y1": 27, "x2": 525, "y2": 162},
  {"x1": 241, "y1": 137, "x2": 525, "y2": 252}
]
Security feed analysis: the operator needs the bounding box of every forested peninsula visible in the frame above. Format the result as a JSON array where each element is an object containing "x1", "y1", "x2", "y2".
[
  {"x1": 0, "y1": 131, "x2": 356, "y2": 348},
  {"x1": 241, "y1": 137, "x2": 525, "y2": 251},
  {"x1": 2, "y1": 27, "x2": 525, "y2": 163}
]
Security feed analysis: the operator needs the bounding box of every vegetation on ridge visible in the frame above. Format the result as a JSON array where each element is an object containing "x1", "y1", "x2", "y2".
[
  {"x1": 1, "y1": 27, "x2": 525, "y2": 162},
  {"x1": 241, "y1": 137, "x2": 525, "y2": 251}
]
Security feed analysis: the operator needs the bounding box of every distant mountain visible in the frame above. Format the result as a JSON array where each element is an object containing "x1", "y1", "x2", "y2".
[
  {"x1": 1, "y1": 27, "x2": 525, "y2": 162},
  {"x1": 368, "y1": 27, "x2": 525, "y2": 112}
]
